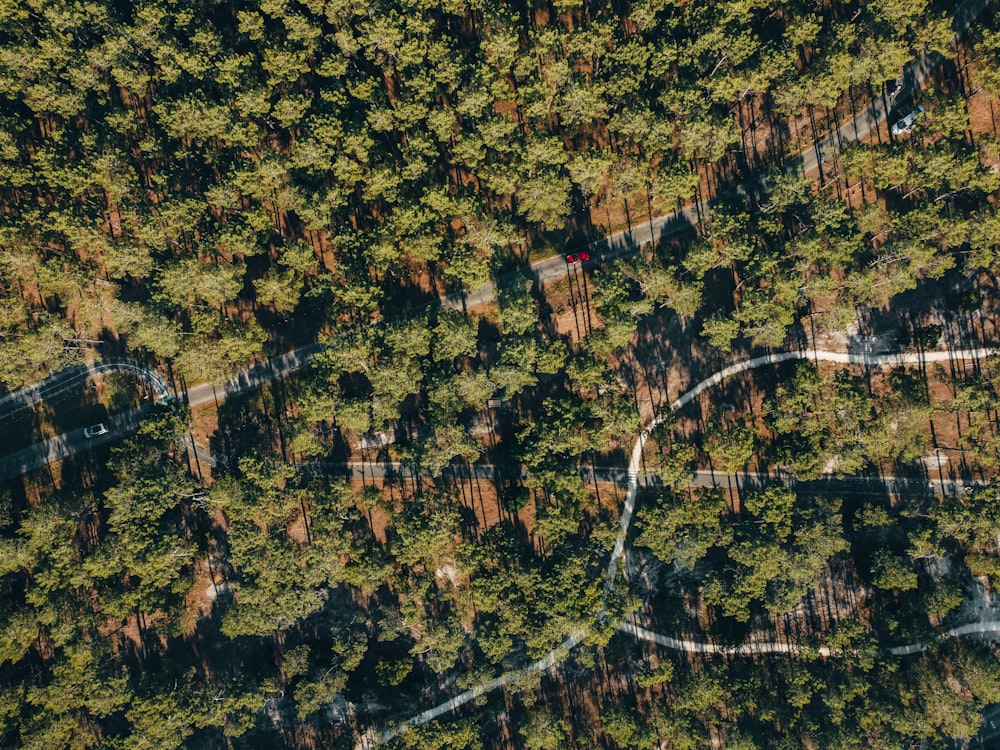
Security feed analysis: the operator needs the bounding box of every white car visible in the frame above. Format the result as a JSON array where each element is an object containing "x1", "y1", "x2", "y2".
[
  {"x1": 891, "y1": 105, "x2": 925, "y2": 136},
  {"x1": 83, "y1": 423, "x2": 108, "y2": 438}
]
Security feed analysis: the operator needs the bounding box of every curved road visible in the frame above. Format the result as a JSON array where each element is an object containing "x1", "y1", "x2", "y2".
[
  {"x1": 3, "y1": 0, "x2": 990, "y2": 477},
  {"x1": 620, "y1": 620, "x2": 1000, "y2": 658},
  {"x1": 362, "y1": 345, "x2": 1000, "y2": 747},
  {"x1": 0, "y1": 0, "x2": 993, "y2": 738},
  {"x1": 0, "y1": 359, "x2": 170, "y2": 419},
  {"x1": 0, "y1": 361, "x2": 173, "y2": 481}
]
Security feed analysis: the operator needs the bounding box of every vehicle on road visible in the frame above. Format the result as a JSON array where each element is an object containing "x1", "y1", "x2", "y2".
[
  {"x1": 566, "y1": 250, "x2": 592, "y2": 264},
  {"x1": 891, "y1": 105, "x2": 925, "y2": 135},
  {"x1": 83, "y1": 423, "x2": 108, "y2": 438}
]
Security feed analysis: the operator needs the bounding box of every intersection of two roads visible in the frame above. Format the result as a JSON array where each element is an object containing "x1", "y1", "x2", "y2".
[{"x1": 3, "y1": 1, "x2": 999, "y2": 743}]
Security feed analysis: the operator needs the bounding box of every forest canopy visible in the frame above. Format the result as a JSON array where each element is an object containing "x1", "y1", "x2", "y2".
[
  {"x1": 0, "y1": 0, "x2": 979, "y2": 387},
  {"x1": 2, "y1": 0, "x2": 1000, "y2": 748}
]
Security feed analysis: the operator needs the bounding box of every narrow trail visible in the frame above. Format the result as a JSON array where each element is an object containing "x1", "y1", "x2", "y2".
[
  {"x1": 363, "y1": 345, "x2": 1000, "y2": 747},
  {"x1": 621, "y1": 620, "x2": 1000, "y2": 659}
]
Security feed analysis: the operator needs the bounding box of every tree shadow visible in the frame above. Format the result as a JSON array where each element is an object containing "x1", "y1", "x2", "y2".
[{"x1": 210, "y1": 387, "x2": 286, "y2": 473}]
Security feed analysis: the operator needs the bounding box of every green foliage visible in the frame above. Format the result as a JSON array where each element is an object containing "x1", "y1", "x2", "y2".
[
  {"x1": 600, "y1": 702, "x2": 656, "y2": 748},
  {"x1": 392, "y1": 718, "x2": 481, "y2": 750},
  {"x1": 705, "y1": 417, "x2": 757, "y2": 474},
  {"x1": 636, "y1": 488, "x2": 733, "y2": 570},
  {"x1": 869, "y1": 550, "x2": 919, "y2": 592},
  {"x1": 855, "y1": 503, "x2": 893, "y2": 529},
  {"x1": 0, "y1": 1, "x2": 998, "y2": 749},
  {"x1": 704, "y1": 486, "x2": 847, "y2": 621},
  {"x1": 432, "y1": 312, "x2": 478, "y2": 363},
  {"x1": 701, "y1": 313, "x2": 741, "y2": 353},
  {"x1": 376, "y1": 656, "x2": 414, "y2": 687},
  {"x1": 518, "y1": 398, "x2": 595, "y2": 471},
  {"x1": 926, "y1": 485, "x2": 1000, "y2": 559},
  {"x1": 636, "y1": 660, "x2": 675, "y2": 689},
  {"x1": 766, "y1": 366, "x2": 874, "y2": 479},
  {"x1": 520, "y1": 708, "x2": 569, "y2": 750}
]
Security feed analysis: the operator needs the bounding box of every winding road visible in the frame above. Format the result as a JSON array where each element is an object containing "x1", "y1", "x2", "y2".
[
  {"x1": 0, "y1": 346, "x2": 323, "y2": 480},
  {"x1": 0, "y1": 359, "x2": 170, "y2": 420},
  {"x1": 4, "y1": 0, "x2": 990, "y2": 476},
  {"x1": 620, "y1": 619, "x2": 1000, "y2": 659},
  {"x1": 0, "y1": 361, "x2": 173, "y2": 481},
  {"x1": 363, "y1": 346, "x2": 1000, "y2": 747},
  {"x1": 7, "y1": 339, "x2": 994, "y2": 745},
  {"x1": 0, "y1": 0, "x2": 994, "y2": 741}
]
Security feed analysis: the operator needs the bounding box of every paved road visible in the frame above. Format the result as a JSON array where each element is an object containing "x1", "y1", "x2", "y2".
[
  {"x1": 4, "y1": 0, "x2": 991, "y2": 478},
  {"x1": 4, "y1": 346, "x2": 995, "y2": 744},
  {"x1": 787, "y1": 0, "x2": 993, "y2": 177},
  {"x1": 968, "y1": 703, "x2": 1000, "y2": 749},
  {"x1": 620, "y1": 618, "x2": 1000, "y2": 658},
  {"x1": 440, "y1": 204, "x2": 701, "y2": 311},
  {"x1": 307, "y1": 461, "x2": 975, "y2": 505},
  {"x1": 0, "y1": 360, "x2": 169, "y2": 422},
  {"x1": 354, "y1": 630, "x2": 587, "y2": 750},
  {"x1": 671, "y1": 347, "x2": 998, "y2": 412},
  {"x1": 0, "y1": 406, "x2": 150, "y2": 482},
  {"x1": 365, "y1": 346, "x2": 999, "y2": 747},
  {"x1": 886, "y1": 620, "x2": 1000, "y2": 656},
  {"x1": 448, "y1": 0, "x2": 994, "y2": 313},
  {"x1": 0, "y1": 360, "x2": 173, "y2": 480},
  {"x1": 0, "y1": 1, "x2": 994, "y2": 740},
  {"x1": 0, "y1": 348, "x2": 321, "y2": 479},
  {"x1": 604, "y1": 347, "x2": 997, "y2": 590},
  {"x1": 619, "y1": 620, "x2": 845, "y2": 658},
  {"x1": 183, "y1": 344, "x2": 324, "y2": 410}
]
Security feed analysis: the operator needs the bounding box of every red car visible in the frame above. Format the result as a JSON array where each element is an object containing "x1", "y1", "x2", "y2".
[{"x1": 566, "y1": 250, "x2": 592, "y2": 264}]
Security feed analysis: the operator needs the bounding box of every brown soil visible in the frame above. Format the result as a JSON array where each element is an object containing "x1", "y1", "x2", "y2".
[
  {"x1": 349, "y1": 471, "x2": 625, "y2": 552},
  {"x1": 187, "y1": 401, "x2": 221, "y2": 483},
  {"x1": 99, "y1": 610, "x2": 169, "y2": 658},
  {"x1": 178, "y1": 557, "x2": 231, "y2": 634},
  {"x1": 190, "y1": 402, "x2": 220, "y2": 450},
  {"x1": 968, "y1": 85, "x2": 1000, "y2": 143},
  {"x1": 543, "y1": 274, "x2": 600, "y2": 345},
  {"x1": 285, "y1": 510, "x2": 311, "y2": 546}
]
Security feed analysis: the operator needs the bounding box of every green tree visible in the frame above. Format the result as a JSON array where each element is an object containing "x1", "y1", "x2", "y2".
[
  {"x1": 636, "y1": 488, "x2": 733, "y2": 570},
  {"x1": 520, "y1": 708, "x2": 568, "y2": 750},
  {"x1": 705, "y1": 486, "x2": 846, "y2": 621},
  {"x1": 765, "y1": 366, "x2": 874, "y2": 479},
  {"x1": 705, "y1": 417, "x2": 757, "y2": 475}
]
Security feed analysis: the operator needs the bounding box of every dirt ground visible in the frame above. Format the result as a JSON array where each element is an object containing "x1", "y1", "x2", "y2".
[
  {"x1": 543, "y1": 273, "x2": 600, "y2": 345},
  {"x1": 187, "y1": 401, "x2": 220, "y2": 482},
  {"x1": 343, "y1": 472, "x2": 625, "y2": 548}
]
